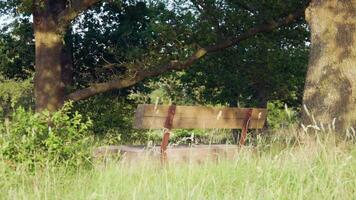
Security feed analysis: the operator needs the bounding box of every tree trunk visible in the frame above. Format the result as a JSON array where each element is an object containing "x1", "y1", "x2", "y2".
[
  {"x1": 61, "y1": 29, "x2": 74, "y2": 88},
  {"x1": 34, "y1": 13, "x2": 66, "y2": 111},
  {"x1": 302, "y1": 0, "x2": 356, "y2": 131}
]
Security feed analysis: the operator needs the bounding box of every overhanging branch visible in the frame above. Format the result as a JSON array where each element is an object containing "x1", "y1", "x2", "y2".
[
  {"x1": 57, "y1": 0, "x2": 102, "y2": 27},
  {"x1": 67, "y1": 5, "x2": 308, "y2": 102},
  {"x1": 234, "y1": 1, "x2": 257, "y2": 14}
]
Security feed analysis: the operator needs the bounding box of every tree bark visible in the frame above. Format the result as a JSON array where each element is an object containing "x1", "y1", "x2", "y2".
[
  {"x1": 33, "y1": 0, "x2": 99, "y2": 111},
  {"x1": 61, "y1": 29, "x2": 74, "y2": 87},
  {"x1": 34, "y1": 12, "x2": 66, "y2": 111},
  {"x1": 302, "y1": 0, "x2": 356, "y2": 131}
]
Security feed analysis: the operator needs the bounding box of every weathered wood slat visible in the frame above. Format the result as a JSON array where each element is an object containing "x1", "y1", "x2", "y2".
[
  {"x1": 93, "y1": 145, "x2": 242, "y2": 164},
  {"x1": 135, "y1": 116, "x2": 265, "y2": 129},
  {"x1": 134, "y1": 104, "x2": 267, "y2": 129},
  {"x1": 137, "y1": 104, "x2": 266, "y2": 119}
]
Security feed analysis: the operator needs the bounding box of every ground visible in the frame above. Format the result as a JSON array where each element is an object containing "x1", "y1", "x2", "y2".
[{"x1": 1, "y1": 132, "x2": 355, "y2": 200}]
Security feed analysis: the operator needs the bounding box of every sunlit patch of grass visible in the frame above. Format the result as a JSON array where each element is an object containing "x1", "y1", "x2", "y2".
[{"x1": 0, "y1": 132, "x2": 355, "y2": 200}]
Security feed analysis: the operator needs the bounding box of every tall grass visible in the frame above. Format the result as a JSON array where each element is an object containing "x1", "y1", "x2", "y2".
[{"x1": 0, "y1": 132, "x2": 355, "y2": 200}]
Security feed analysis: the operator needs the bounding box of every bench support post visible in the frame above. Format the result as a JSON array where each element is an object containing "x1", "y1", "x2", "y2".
[
  {"x1": 160, "y1": 105, "x2": 176, "y2": 161},
  {"x1": 239, "y1": 108, "x2": 253, "y2": 145}
]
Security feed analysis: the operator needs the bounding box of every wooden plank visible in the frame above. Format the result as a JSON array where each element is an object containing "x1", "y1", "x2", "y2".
[
  {"x1": 93, "y1": 145, "x2": 242, "y2": 164},
  {"x1": 133, "y1": 104, "x2": 267, "y2": 129},
  {"x1": 138, "y1": 104, "x2": 266, "y2": 119},
  {"x1": 135, "y1": 116, "x2": 265, "y2": 129}
]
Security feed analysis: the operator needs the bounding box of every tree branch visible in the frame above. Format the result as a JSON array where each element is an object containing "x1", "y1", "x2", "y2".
[
  {"x1": 234, "y1": 1, "x2": 257, "y2": 14},
  {"x1": 57, "y1": 0, "x2": 101, "y2": 27},
  {"x1": 67, "y1": 5, "x2": 308, "y2": 102}
]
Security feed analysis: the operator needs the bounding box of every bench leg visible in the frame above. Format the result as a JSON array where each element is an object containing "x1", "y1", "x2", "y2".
[
  {"x1": 239, "y1": 125, "x2": 248, "y2": 145},
  {"x1": 160, "y1": 129, "x2": 170, "y2": 161},
  {"x1": 239, "y1": 108, "x2": 253, "y2": 145},
  {"x1": 160, "y1": 105, "x2": 176, "y2": 162}
]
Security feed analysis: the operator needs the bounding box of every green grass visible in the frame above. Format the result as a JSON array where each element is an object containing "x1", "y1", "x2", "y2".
[{"x1": 0, "y1": 136, "x2": 355, "y2": 200}]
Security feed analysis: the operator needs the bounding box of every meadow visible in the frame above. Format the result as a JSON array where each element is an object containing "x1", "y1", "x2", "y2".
[
  {"x1": 0, "y1": 1, "x2": 354, "y2": 199},
  {"x1": 1, "y1": 132, "x2": 355, "y2": 200}
]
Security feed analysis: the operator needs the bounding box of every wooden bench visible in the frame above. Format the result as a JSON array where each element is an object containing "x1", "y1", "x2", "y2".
[{"x1": 134, "y1": 104, "x2": 267, "y2": 160}]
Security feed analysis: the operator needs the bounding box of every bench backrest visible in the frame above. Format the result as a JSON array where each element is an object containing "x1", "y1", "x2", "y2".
[{"x1": 134, "y1": 104, "x2": 267, "y2": 129}]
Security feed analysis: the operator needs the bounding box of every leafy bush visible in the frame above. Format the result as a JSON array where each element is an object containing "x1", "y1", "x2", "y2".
[
  {"x1": 0, "y1": 103, "x2": 94, "y2": 169},
  {"x1": 267, "y1": 100, "x2": 299, "y2": 129},
  {"x1": 0, "y1": 76, "x2": 34, "y2": 118},
  {"x1": 74, "y1": 94, "x2": 142, "y2": 144}
]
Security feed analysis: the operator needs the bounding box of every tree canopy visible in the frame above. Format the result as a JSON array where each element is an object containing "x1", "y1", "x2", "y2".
[
  {"x1": 0, "y1": 0, "x2": 319, "y2": 139},
  {"x1": 0, "y1": 0, "x2": 310, "y2": 105}
]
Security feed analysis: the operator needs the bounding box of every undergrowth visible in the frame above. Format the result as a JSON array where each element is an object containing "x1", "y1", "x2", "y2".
[
  {"x1": 0, "y1": 130, "x2": 355, "y2": 200},
  {"x1": 0, "y1": 103, "x2": 94, "y2": 169}
]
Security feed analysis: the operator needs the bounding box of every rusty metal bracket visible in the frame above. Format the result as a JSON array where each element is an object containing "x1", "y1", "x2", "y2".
[
  {"x1": 239, "y1": 108, "x2": 253, "y2": 145},
  {"x1": 160, "y1": 105, "x2": 176, "y2": 160}
]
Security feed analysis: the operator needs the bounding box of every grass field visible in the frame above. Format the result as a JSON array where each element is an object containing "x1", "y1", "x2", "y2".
[{"x1": 1, "y1": 134, "x2": 355, "y2": 200}]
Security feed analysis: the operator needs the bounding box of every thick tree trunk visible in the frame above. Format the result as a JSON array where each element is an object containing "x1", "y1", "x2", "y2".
[
  {"x1": 61, "y1": 30, "x2": 74, "y2": 87},
  {"x1": 31, "y1": 0, "x2": 99, "y2": 111},
  {"x1": 302, "y1": 0, "x2": 356, "y2": 131},
  {"x1": 34, "y1": 14, "x2": 66, "y2": 111}
]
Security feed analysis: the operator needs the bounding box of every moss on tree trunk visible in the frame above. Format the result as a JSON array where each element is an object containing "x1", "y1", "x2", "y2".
[
  {"x1": 302, "y1": 0, "x2": 356, "y2": 131},
  {"x1": 34, "y1": 10, "x2": 67, "y2": 111},
  {"x1": 32, "y1": 0, "x2": 77, "y2": 112}
]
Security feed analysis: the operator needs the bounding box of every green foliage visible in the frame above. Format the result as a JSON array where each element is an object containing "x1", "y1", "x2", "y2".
[
  {"x1": 74, "y1": 93, "x2": 144, "y2": 144},
  {"x1": 144, "y1": 128, "x2": 232, "y2": 146},
  {"x1": 0, "y1": 18, "x2": 34, "y2": 79},
  {"x1": 129, "y1": 72, "x2": 197, "y2": 105},
  {"x1": 0, "y1": 0, "x2": 33, "y2": 15},
  {"x1": 267, "y1": 100, "x2": 298, "y2": 129},
  {"x1": 0, "y1": 76, "x2": 34, "y2": 117},
  {"x1": 128, "y1": 0, "x2": 309, "y2": 112},
  {"x1": 0, "y1": 0, "x2": 311, "y2": 146},
  {"x1": 72, "y1": 1, "x2": 194, "y2": 88},
  {"x1": 0, "y1": 103, "x2": 94, "y2": 168},
  {"x1": 179, "y1": 15, "x2": 309, "y2": 107}
]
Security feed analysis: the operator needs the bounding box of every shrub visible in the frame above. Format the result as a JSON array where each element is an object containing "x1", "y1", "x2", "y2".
[
  {"x1": 0, "y1": 103, "x2": 94, "y2": 169},
  {"x1": 0, "y1": 76, "x2": 34, "y2": 118},
  {"x1": 74, "y1": 94, "x2": 144, "y2": 144},
  {"x1": 267, "y1": 100, "x2": 299, "y2": 129}
]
